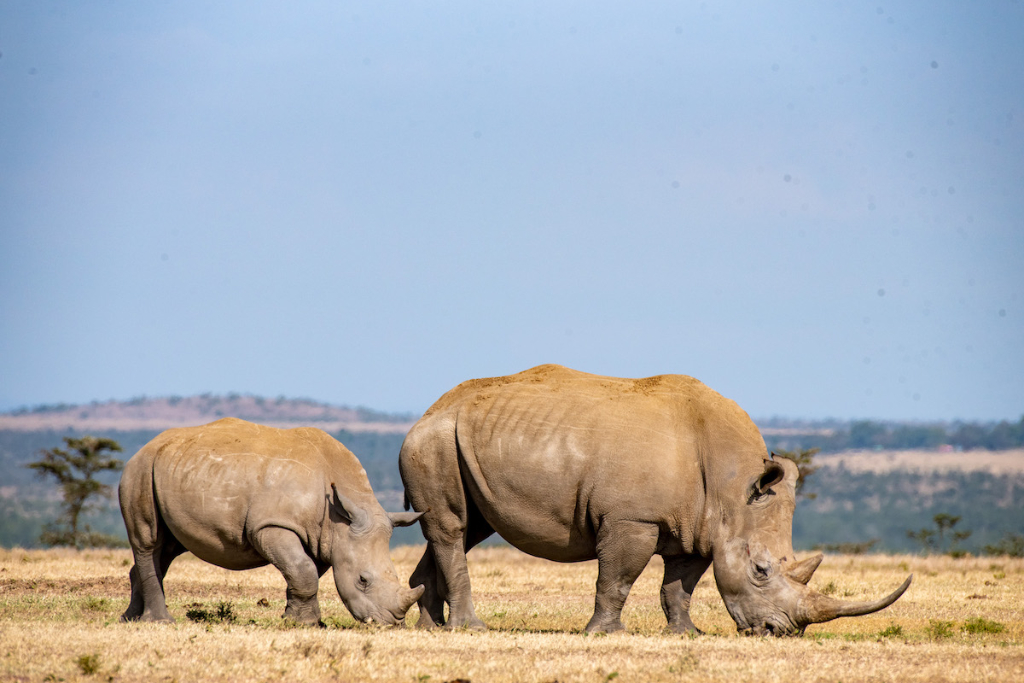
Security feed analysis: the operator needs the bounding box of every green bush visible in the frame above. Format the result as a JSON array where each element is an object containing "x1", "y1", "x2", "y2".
[
  {"x1": 926, "y1": 620, "x2": 955, "y2": 639},
  {"x1": 962, "y1": 617, "x2": 1004, "y2": 634},
  {"x1": 185, "y1": 601, "x2": 237, "y2": 624},
  {"x1": 984, "y1": 533, "x2": 1024, "y2": 558},
  {"x1": 76, "y1": 653, "x2": 101, "y2": 675},
  {"x1": 878, "y1": 623, "x2": 904, "y2": 638}
]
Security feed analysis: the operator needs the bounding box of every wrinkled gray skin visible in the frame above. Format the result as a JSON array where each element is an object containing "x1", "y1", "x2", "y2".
[
  {"x1": 400, "y1": 365, "x2": 911, "y2": 636},
  {"x1": 119, "y1": 418, "x2": 424, "y2": 626}
]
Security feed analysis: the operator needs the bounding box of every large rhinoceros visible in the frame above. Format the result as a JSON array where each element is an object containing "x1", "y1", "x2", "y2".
[
  {"x1": 399, "y1": 365, "x2": 911, "y2": 636},
  {"x1": 119, "y1": 418, "x2": 423, "y2": 625}
]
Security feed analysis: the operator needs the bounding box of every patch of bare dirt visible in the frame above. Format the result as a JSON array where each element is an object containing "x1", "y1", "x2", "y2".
[
  {"x1": 0, "y1": 576, "x2": 126, "y2": 597},
  {"x1": 815, "y1": 449, "x2": 1024, "y2": 474}
]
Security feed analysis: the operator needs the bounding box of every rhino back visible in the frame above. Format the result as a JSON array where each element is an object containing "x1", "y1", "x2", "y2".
[{"x1": 414, "y1": 365, "x2": 767, "y2": 559}]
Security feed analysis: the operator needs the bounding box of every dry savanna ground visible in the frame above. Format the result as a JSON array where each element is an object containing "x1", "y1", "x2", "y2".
[{"x1": 1, "y1": 546, "x2": 1021, "y2": 683}]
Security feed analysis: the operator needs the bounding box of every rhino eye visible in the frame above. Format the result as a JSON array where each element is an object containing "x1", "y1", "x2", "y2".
[
  {"x1": 357, "y1": 574, "x2": 372, "y2": 591},
  {"x1": 753, "y1": 562, "x2": 772, "y2": 579}
]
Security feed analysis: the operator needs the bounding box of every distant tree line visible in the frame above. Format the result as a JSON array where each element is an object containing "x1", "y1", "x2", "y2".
[
  {"x1": 792, "y1": 466, "x2": 1024, "y2": 553},
  {"x1": 4, "y1": 418, "x2": 1024, "y2": 551},
  {"x1": 763, "y1": 416, "x2": 1024, "y2": 453}
]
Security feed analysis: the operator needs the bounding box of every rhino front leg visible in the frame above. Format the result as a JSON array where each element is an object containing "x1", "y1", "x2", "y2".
[
  {"x1": 409, "y1": 543, "x2": 446, "y2": 629},
  {"x1": 660, "y1": 554, "x2": 711, "y2": 634},
  {"x1": 430, "y1": 538, "x2": 486, "y2": 631},
  {"x1": 586, "y1": 520, "x2": 659, "y2": 633},
  {"x1": 252, "y1": 526, "x2": 323, "y2": 626}
]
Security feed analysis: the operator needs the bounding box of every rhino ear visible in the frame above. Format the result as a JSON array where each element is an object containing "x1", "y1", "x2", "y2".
[
  {"x1": 329, "y1": 483, "x2": 366, "y2": 528},
  {"x1": 750, "y1": 461, "x2": 786, "y2": 500}
]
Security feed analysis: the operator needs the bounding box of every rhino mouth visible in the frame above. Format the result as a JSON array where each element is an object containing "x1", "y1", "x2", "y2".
[
  {"x1": 360, "y1": 612, "x2": 403, "y2": 626},
  {"x1": 347, "y1": 602, "x2": 409, "y2": 627},
  {"x1": 346, "y1": 584, "x2": 424, "y2": 627},
  {"x1": 346, "y1": 602, "x2": 406, "y2": 626},
  {"x1": 740, "y1": 620, "x2": 805, "y2": 637}
]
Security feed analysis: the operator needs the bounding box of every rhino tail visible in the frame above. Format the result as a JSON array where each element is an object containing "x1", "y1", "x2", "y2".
[{"x1": 404, "y1": 491, "x2": 410, "y2": 511}]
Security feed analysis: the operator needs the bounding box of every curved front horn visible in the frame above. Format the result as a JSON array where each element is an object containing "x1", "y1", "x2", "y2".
[
  {"x1": 785, "y1": 553, "x2": 823, "y2": 585},
  {"x1": 800, "y1": 575, "x2": 913, "y2": 625},
  {"x1": 400, "y1": 585, "x2": 426, "y2": 614}
]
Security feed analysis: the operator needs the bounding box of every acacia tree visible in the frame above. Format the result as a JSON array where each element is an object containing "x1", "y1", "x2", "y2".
[
  {"x1": 907, "y1": 513, "x2": 973, "y2": 557},
  {"x1": 26, "y1": 436, "x2": 125, "y2": 548}
]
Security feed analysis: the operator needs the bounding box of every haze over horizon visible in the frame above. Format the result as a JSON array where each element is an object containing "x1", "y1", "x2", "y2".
[
  {"x1": 2, "y1": 2, "x2": 1022, "y2": 422},
  {"x1": 0, "y1": 389, "x2": 1019, "y2": 428}
]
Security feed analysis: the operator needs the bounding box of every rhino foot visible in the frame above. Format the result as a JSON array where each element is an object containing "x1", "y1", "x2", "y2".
[
  {"x1": 415, "y1": 614, "x2": 443, "y2": 629},
  {"x1": 122, "y1": 612, "x2": 175, "y2": 624},
  {"x1": 282, "y1": 596, "x2": 322, "y2": 626},
  {"x1": 444, "y1": 617, "x2": 487, "y2": 632},
  {"x1": 585, "y1": 617, "x2": 626, "y2": 634},
  {"x1": 281, "y1": 612, "x2": 323, "y2": 627},
  {"x1": 664, "y1": 616, "x2": 703, "y2": 635}
]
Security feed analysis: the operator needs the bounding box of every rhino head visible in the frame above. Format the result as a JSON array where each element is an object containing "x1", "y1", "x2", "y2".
[
  {"x1": 328, "y1": 484, "x2": 425, "y2": 625},
  {"x1": 711, "y1": 457, "x2": 911, "y2": 636}
]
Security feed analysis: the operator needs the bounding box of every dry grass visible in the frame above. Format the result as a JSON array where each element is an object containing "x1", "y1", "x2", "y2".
[{"x1": 1, "y1": 546, "x2": 1022, "y2": 682}]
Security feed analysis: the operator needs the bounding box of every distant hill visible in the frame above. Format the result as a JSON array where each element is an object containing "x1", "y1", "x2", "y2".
[{"x1": 0, "y1": 394, "x2": 416, "y2": 433}]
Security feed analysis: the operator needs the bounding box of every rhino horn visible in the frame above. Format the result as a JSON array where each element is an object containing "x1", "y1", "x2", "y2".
[
  {"x1": 799, "y1": 575, "x2": 913, "y2": 625},
  {"x1": 401, "y1": 585, "x2": 426, "y2": 614},
  {"x1": 785, "y1": 553, "x2": 823, "y2": 585},
  {"x1": 389, "y1": 510, "x2": 425, "y2": 528}
]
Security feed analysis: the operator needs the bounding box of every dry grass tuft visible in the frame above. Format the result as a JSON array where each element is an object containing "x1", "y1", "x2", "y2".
[{"x1": 2, "y1": 546, "x2": 1022, "y2": 682}]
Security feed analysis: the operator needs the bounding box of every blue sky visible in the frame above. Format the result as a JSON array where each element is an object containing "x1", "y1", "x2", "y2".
[{"x1": 1, "y1": 1, "x2": 1022, "y2": 420}]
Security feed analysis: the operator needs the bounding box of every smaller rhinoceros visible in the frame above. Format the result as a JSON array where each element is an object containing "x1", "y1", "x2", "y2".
[{"x1": 118, "y1": 418, "x2": 423, "y2": 625}]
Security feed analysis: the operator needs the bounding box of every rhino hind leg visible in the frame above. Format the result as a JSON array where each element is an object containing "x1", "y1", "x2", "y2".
[
  {"x1": 660, "y1": 554, "x2": 712, "y2": 634},
  {"x1": 122, "y1": 564, "x2": 144, "y2": 621},
  {"x1": 408, "y1": 479, "x2": 494, "y2": 632},
  {"x1": 422, "y1": 505, "x2": 494, "y2": 631},
  {"x1": 409, "y1": 544, "x2": 446, "y2": 628},
  {"x1": 586, "y1": 520, "x2": 660, "y2": 633},
  {"x1": 121, "y1": 519, "x2": 185, "y2": 623},
  {"x1": 251, "y1": 526, "x2": 324, "y2": 626},
  {"x1": 429, "y1": 538, "x2": 487, "y2": 631},
  {"x1": 411, "y1": 507, "x2": 494, "y2": 630}
]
